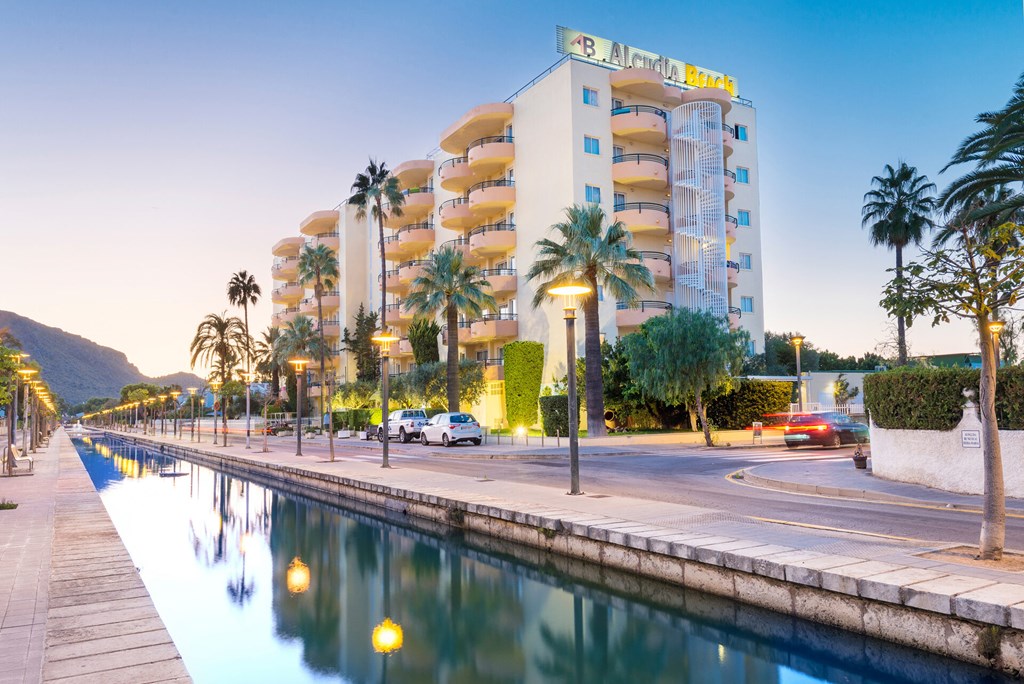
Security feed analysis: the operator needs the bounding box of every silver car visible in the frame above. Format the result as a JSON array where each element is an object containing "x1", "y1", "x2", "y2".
[{"x1": 420, "y1": 412, "x2": 482, "y2": 447}]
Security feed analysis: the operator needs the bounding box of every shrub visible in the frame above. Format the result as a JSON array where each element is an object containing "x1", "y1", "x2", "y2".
[
  {"x1": 864, "y1": 366, "x2": 1024, "y2": 430},
  {"x1": 539, "y1": 395, "x2": 580, "y2": 436},
  {"x1": 503, "y1": 341, "x2": 544, "y2": 428},
  {"x1": 408, "y1": 318, "x2": 441, "y2": 365},
  {"x1": 332, "y1": 409, "x2": 374, "y2": 431},
  {"x1": 706, "y1": 380, "x2": 792, "y2": 430}
]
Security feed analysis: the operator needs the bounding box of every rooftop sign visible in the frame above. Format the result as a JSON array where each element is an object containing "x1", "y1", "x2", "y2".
[{"x1": 556, "y1": 26, "x2": 738, "y2": 98}]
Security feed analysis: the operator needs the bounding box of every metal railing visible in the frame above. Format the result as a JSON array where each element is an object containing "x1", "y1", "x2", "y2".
[
  {"x1": 725, "y1": 214, "x2": 738, "y2": 225},
  {"x1": 637, "y1": 251, "x2": 671, "y2": 262},
  {"x1": 402, "y1": 186, "x2": 433, "y2": 196},
  {"x1": 469, "y1": 222, "x2": 516, "y2": 235},
  {"x1": 382, "y1": 234, "x2": 400, "y2": 244},
  {"x1": 722, "y1": 123, "x2": 735, "y2": 136},
  {"x1": 378, "y1": 269, "x2": 399, "y2": 282},
  {"x1": 612, "y1": 153, "x2": 669, "y2": 167},
  {"x1": 439, "y1": 197, "x2": 470, "y2": 211},
  {"x1": 724, "y1": 169, "x2": 736, "y2": 180},
  {"x1": 610, "y1": 104, "x2": 667, "y2": 119},
  {"x1": 443, "y1": 237, "x2": 470, "y2": 248},
  {"x1": 467, "y1": 135, "x2": 514, "y2": 151},
  {"x1": 482, "y1": 358, "x2": 504, "y2": 366},
  {"x1": 613, "y1": 201, "x2": 669, "y2": 214},
  {"x1": 616, "y1": 300, "x2": 672, "y2": 312},
  {"x1": 315, "y1": 231, "x2": 339, "y2": 239},
  {"x1": 272, "y1": 256, "x2": 299, "y2": 268},
  {"x1": 475, "y1": 312, "x2": 518, "y2": 322},
  {"x1": 728, "y1": 306, "x2": 742, "y2": 318},
  {"x1": 468, "y1": 179, "x2": 515, "y2": 193},
  {"x1": 399, "y1": 259, "x2": 431, "y2": 269},
  {"x1": 271, "y1": 283, "x2": 300, "y2": 297},
  {"x1": 726, "y1": 260, "x2": 740, "y2": 271},
  {"x1": 438, "y1": 156, "x2": 468, "y2": 170},
  {"x1": 397, "y1": 221, "x2": 433, "y2": 235},
  {"x1": 480, "y1": 268, "x2": 517, "y2": 277}
]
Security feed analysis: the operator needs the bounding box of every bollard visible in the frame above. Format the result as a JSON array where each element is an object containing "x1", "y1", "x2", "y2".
[{"x1": 556, "y1": 429, "x2": 560, "y2": 448}]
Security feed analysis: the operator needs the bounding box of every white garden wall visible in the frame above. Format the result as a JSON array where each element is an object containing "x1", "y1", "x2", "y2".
[{"x1": 870, "y1": 405, "x2": 1024, "y2": 497}]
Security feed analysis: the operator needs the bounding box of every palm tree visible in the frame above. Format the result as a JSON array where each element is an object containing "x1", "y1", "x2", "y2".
[
  {"x1": 227, "y1": 271, "x2": 261, "y2": 373},
  {"x1": 189, "y1": 312, "x2": 247, "y2": 445},
  {"x1": 272, "y1": 315, "x2": 324, "y2": 421},
  {"x1": 254, "y1": 327, "x2": 282, "y2": 400},
  {"x1": 526, "y1": 204, "x2": 654, "y2": 437},
  {"x1": 297, "y1": 244, "x2": 340, "y2": 461},
  {"x1": 861, "y1": 162, "x2": 937, "y2": 366},
  {"x1": 404, "y1": 246, "x2": 497, "y2": 411}
]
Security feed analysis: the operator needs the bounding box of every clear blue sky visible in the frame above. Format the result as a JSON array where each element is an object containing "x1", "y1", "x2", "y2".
[{"x1": 1, "y1": 1, "x2": 1021, "y2": 376}]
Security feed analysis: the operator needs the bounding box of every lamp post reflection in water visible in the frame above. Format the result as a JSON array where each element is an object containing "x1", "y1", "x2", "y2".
[
  {"x1": 286, "y1": 557, "x2": 310, "y2": 594},
  {"x1": 372, "y1": 618, "x2": 403, "y2": 654}
]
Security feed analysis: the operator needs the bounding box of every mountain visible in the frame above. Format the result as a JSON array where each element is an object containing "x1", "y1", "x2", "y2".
[{"x1": 0, "y1": 311, "x2": 203, "y2": 406}]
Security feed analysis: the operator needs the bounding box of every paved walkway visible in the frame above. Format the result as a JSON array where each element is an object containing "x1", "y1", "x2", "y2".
[{"x1": 0, "y1": 431, "x2": 189, "y2": 684}]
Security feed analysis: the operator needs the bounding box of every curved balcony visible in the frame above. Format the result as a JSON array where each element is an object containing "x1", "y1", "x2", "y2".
[
  {"x1": 440, "y1": 102, "x2": 514, "y2": 155},
  {"x1": 441, "y1": 321, "x2": 472, "y2": 347},
  {"x1": 729, "y1": 306, "x2": 742, "y2": 330},
  {"x1": 382, "y1": 302, "x2": 414, "y2": 325},
  {"x1": 396, "y1": 222, "x2": 435, "y2": 255},
  {"x1": 314, "y1": 231, "x2": 339, "y2": 250},
  {"x1": 469, "y1": 223, "x2": 516, "y2": 257},
  {"x1": 468, "y1": 179, "x2": 515, "y2": 215},
  {"x1": 271, "y1": 256, "x2": 299, "y2": 281},
  {"x1": 612, "y1": 153, "x2": 668, "y2": 189},
  {"x1": 722, "y1": 123, "x2": 735, "y2": 158},
  {"x1": 480, "y1": 268, "x2": 517, "y2": 295},
  {"x1": 467, "y1": 135, "x2": 514, "y2": 174},
  {"x1": 395, "y1": 338, "x2": 414, "y2": 358},
  {"x1": 299, "y1": 297, "x2": 317, "y2": 315},
  {"x1": 724, "y1": 168, "x2": 736, "y2": 193},
  {"x1": 470, "y1": 313, "x2": 518, "y2": 342},
  {"x1": 680, "y1": 86, "x2": 732, "y2": 115},
  {"x1": 398, "y1": 259, "x2": 430, "y2": 286},
  {"x1": 438, "y1": 156, "x2": 475, "y2": 193},
  {"x1": 725, "y1": 214, "x2": 738, "y2": 243},
  {"x1": 383, "y1": 234, "x2": 403, "y2": 259},
  {"x1": 272, "y1": 236, "x2": 305, "y2": 257},
  {"x1": 616, "y1": 301, "x2": 672, "y2": 328},
  {"x1": 610, "y1": 105, "x2": 667, "y2": 144},
  {"x1": 613, "y1": 202, "x2": 670, "y2": 235},
  {"x1": 277, "y1": 306, "x2": 300, "y2": 325},
  {"x1": 727, "y1": 260, "x2": 739, "y2": 288},
  {"x1": 299, "y1": 210, "x2": 339, "y2": 237},
  {"x1": 639, "y1": 251, "x2": 671, "y2": 282},
  {"x1": 609, "y1": 68, "x2": 666, "y2": 99},
  {"x1": 271, "y1": 282, "x2": 303, "y2": 304},
  {"x1": 393, "y1": 159, "x2": 433, "y2": 190},
  {"x1": 379, "y1": 268, "x2": 403, "y2": 294},
  {"x1": 317, "y1": 318, "x2": 342, "y2": 339},
  {"x1": 317, "y1": 291, "x2": 341, "y2": 313},
  {"x1": 442, "y1": 237, "x2": 481, "y2": 265},
  {"x1": 399, "y1": 188, "x2": 434, "y2": 221},
  {"x1": 483, "y1": 359, "x2": 504, "y2": 382},
  {"x1": 439, "y1": 197, "x2": 475, "y2": 229}
]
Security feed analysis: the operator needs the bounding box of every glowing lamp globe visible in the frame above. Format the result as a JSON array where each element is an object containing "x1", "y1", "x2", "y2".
[{"x1": 372, "y1": 618, "x2": 404, "y2": 654}]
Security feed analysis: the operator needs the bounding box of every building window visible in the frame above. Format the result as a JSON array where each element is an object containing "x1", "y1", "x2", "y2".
[
  {"x1": 611, "y1": 98, "x2": 623, "y2": 110},
  {"x1": 585, "y1": 185, "x2": 601, "y2": 204},
  {"x1": 737, "y1": 210, "x2": 751, "y2": 226},
  {"x1": 739, "y1": 253, "x2": 752, "y2": 270},
  {"x1": 583, "y1": 87, "x2": 599, "y2": 106},
  {"x1": 614, "y1": 192, "x2": 626, "y2": 209},
  {"x1": 741, "y1": 296, "x2": 754, "y2": 313},
  {"x1": 747, "y1": 340, "x2": 756, "y2": 356},
  {"x1": 735, "y1": 124, "x2": 748, "y2": 141},
  {"x1": 597, "y1": 285, "x2": 604, "y2": 302},
  {"x1": 736, "y1": 167, "x2": 749, "y2": 184},
  {"x1": 584, "y1": 136, "x2": 600, "y2": 155}
]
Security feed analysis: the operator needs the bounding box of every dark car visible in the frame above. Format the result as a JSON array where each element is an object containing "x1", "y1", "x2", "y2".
[{"x1": 784, "y1": 412, "x2": 869, "y2": 448}]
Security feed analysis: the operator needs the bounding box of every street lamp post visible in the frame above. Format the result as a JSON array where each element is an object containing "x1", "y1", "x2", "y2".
[
  {"x1": 371, "y1": 329, "x2": 399, "y2": 469},
  {"x1": 210, "y1": 380, "x2": 223, "y2": 446},
  {"x1": 791, "y1": 335, "x2": 805, "y2": 413},
  {"x1": 187, "y1": 387, "x2": 197, "y2": 442},
  {"x1": 547, "y1": 283, "x2": 592, "y2": 496},
  {"x1": 989, "y1": 320, "x2": 1005, "y2": 369},
  {"x1": 158, "y1": 394, "x2": 167, "y2": 436},
  {"x1": 170, "y1": 390, "x2": 181, "y2": 439},
  {"x1": 288, "y1": 359, "x2": 310, "y2": 456},
  {"x1": 241, "y1": 371, "x2": 255, "y2": 450}
]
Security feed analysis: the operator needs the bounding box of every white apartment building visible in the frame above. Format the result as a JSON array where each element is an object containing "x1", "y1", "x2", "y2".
[{"x1": 270, "y1": 28, "x2": 765, "y2": 427}]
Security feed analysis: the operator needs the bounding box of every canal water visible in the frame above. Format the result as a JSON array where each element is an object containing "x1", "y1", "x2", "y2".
[{"x1": 71, "y1": 436, "x2": 1011, "y2": 683}]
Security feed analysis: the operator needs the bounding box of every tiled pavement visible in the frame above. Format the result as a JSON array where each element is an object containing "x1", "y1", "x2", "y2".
[{"x1": 0, "y1": 432, "x2": 189, "y2": 684}]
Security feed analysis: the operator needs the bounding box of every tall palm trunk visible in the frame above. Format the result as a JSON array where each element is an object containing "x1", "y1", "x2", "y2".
[
  {"x1": 581, "y1": 287, "x2": 607, "y2": 437},
  {"x1": 979, "y1": 317, "x2": 1005, "y2": 559},
  {"x1": 242, "y1": 303, "x2": 250, "y2": 371},
  {"x1": 446, "y1": 303, "x2": 459, "y2": 411},
  {"x1": 220, "y1": 359, "x2": 228, "y2": 446},
  {"x1": 316, "y1": 281, "x2": 336, "y2": 461},
  {"x1": 272, "y1": 365, "x2": 280, "y2": 400},
  {"x1": 376, "y1": 196, "x2": 390, "y2": 468},
  {"x1": 895, "y1": 245, "x2": 908, "y2": 366}
]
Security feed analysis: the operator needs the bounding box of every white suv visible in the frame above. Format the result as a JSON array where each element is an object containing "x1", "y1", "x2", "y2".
[
  {"x1": 377, "y1": 409, "x2": 428, "y2": 443},
  {"x1": 420, "y1": 412, "x2": 482, "y2": 447}
]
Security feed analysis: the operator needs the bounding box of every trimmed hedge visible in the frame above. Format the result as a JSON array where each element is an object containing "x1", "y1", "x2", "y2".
[
  {"x1": 539, "y1": 394, "x2": 580, "y2": 436},
  {"x1": 864, "y1": 366, "x2": 1024, "y2": 430},
  {"x1": 706, "y1": 380, "x2": 792, "y2": 430},
  {"x1": 332, "y1": 409, "x2": 375, "y2": 431},
  {"x1": 504, "y1": 341, "x2": 544, "y2": 428}
]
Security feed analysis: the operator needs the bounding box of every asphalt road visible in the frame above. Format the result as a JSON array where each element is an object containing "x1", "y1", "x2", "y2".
[{"x1": 259, "y1": 436, "x2": 1024, "y2": 549}]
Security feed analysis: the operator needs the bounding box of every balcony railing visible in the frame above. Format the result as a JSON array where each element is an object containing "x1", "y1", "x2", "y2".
[
  {"x1": 724, "y1": 169, "x2": 736, "y2": 180},
  {"x1": 482, "y1": 358, "x2": 504, "y2": 367},
  {"x1": 443, "y1": 237, "x2": 470, "y2": 248},
  {"x1": 474, "y1": 312, "x2": 518, "y2": 322},
  {"x1": 728, "y1": 306, "x2": 742, "y2": 318},
  {"x1": 615, "y1": 301, "x2": 672, "y2": 312},
  {"x1": 637, "y1": 251, "x2": 671, "y2": 263},
  {"x1": 723, "y1": 123, "x2": 735, "y2": 136},
  {"x1": 399, "y1": 259, "x2": 431, "y2": 269},
  {"x1": 397, "y1": 221, "x2": 433, "y2": 235},
  {"x1": 612, "y1": 153, "x2": 669, "y2": 167},
  {"x1": 468, "y1": 179, "x2": 515, "y2": 193},
  {"x1": 726, "y1": 260, "x2": 740, "y2": 272},
  {"x1": 466, "y1": 135, "x2": 513, "y2": 152},
  {"x1": 316, "y1": 231, "x2": 339, "y2": 239},
  {"x1": 610, "y1": 104, "x2": 667, "y2": 119},
  {"x1": 401, "y1": 186, "x2": 433, "y2": 196},
  {"x1": 468, "y1": 222, "x2": 516, "y2": 236},
  {"x1": 378, "y1": 268, "x2": 400, "y2": 281},
  {"x1": 382, "y1": 235, "x2": 400, "y2": 245},
  {"x1": 273, "y1": 256, "x2": 299, "y2": 268},
  {"x1": 614, "y1": 201, "x2": 670, "y2": 214},
  {"x1": 480, "y1": 268, "x2": 517, "y2": 277},
  {"x1": 439, "y1": 197, "x2": 470, "y2": 211},
  {"x1": 725, "y1": 214, "x2": 738, "y2": 225},
  {"x1": 439, "y1": 156, "x2": 468, "y2": 170}
]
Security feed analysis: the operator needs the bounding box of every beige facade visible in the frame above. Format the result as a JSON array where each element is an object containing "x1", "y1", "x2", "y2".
[{"x1": 271, "y1": 51, "x2": 764, "y2": 428}]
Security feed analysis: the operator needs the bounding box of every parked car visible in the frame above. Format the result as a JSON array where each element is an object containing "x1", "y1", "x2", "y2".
[
  {"x1": 784, "y1": 412, "x2": 869, "y2": 448},
  {"x1": 419, "y1": 412, "x2": 482, "y2": 447},
  {"x1": 377, "y1": 409, "x2": 428, "y2": 443}
]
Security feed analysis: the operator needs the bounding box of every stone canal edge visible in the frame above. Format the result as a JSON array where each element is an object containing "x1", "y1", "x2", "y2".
[{"x1": 110, "y1": 430, "x2": 1024, "y2": 678}]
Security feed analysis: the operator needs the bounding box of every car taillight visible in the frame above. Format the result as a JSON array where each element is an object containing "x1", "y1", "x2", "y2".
[
  {"x1": 784, "y1": 425, "x2": 790, "y2": 432},
  {"x1": 815, "y1": 425, "x2": 827, "y2": 431},
  {"x1": 448, "y1": 424, "x2": 456, "y2": 429}
]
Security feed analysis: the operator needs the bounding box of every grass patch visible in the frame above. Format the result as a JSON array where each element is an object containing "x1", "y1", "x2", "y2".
[{"x1": 0, "y1": 499, "x2": 18, "y2": 510}]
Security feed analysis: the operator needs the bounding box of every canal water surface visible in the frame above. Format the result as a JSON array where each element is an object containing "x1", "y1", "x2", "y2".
[{"x1": 71, "y1": 436, "x2": 1012, "y2": 683}]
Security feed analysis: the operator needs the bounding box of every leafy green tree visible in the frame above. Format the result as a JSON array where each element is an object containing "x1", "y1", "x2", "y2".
[
  {"x1": 119, "y1": 382, "x2": 161, "y2": 404},
  {"x1": 405, "y1": 360, "x2": 484, "y2": 410},
  {"x1": 343, "y1": 304, "x2": 381, "y2": 383},
  {"x1": 407, "y1": 317, "x2": 441, "y2": 365},
  {"x1": 189, "y1": 312, "x2": 246, "y2": 445},
  {"x1": 862, "y1": 162, "x2": 937, "y2": 365},
  {"x1": 623, "y1": 309, "x2": 749, "y2": 446},
  {"x1": 503, "y1": 341, "x2": 544, "y2": 429},
  {"x1": 404, "y1": 246, "x2": 496, "y2": 411},
  {"x1": 882, "y1": 220, "x2": 1024, "y2": 559},
  {"x1": 331, "y1": 381, "x2": 379, "y2": 409},
  {"x1": 298, "y1": 243, "x2": 340, "y2": 460},
  {"x1": 227, "y1": 270, "x2": 261, "y2": 372},
  {"x1": 273, "y1": 315, "x2": 325, "y2": 421},
  {"x1": 526, "y1": 203, "x2": 654, "y2": 437}
]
